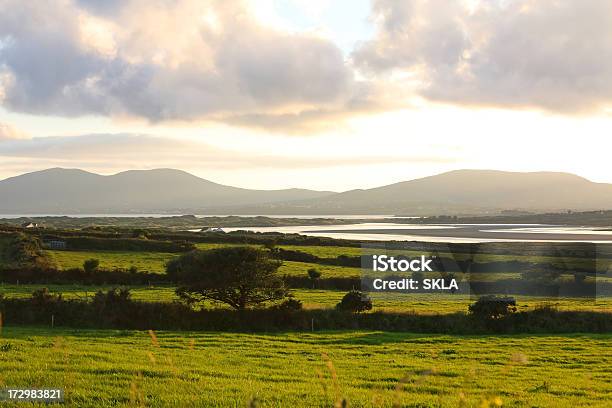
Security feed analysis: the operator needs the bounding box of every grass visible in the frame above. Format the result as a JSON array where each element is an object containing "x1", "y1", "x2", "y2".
[
  {"x1": 279, "y1": 261, "x2": 361, "y2": 278},
  {"x1": 45, "y1": 249, "x2": 364, "y2": 278},
  {"x1": 46, "y1": 250, "x2": 176, "y2": 274},
  {"x1": 0, "y1": 327, "x2": 610, "y2": 407},
  {"x1": 44, "y1": 244, "x2": 612, "y2": 280}
]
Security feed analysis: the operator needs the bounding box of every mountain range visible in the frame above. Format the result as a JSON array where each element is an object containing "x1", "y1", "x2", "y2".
[{"x1": 1, "y1": 168, "x2": 611, "y2": 215}]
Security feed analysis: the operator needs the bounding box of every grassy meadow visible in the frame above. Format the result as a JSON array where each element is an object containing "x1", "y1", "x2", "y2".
[
  {"x1": 0, "y1": 233, "x2": 609, "y2": 406},
  {"x1": 46, "y1": 250, "x2": 175, "y2": 274},
  {"x1": 0, "y1": 327, "x2": 609, "y2": 407}
]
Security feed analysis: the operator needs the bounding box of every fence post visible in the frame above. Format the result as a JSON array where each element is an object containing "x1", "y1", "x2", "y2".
[{"x1": 51, "y1": 314, "x2": 54, "y2": 328}]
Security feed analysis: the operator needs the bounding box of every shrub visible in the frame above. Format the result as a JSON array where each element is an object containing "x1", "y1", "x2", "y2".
[
  {"x1": 92, "y1": 287, "x2": 132, "y2": 308},
  {"x1": 83, "y1": 259, "x2": 100, "y2": 273},
  {"x1": 336, "y1": 290, "x2": 372, "y2": 314},
  {"x1": 31, "y1": 287, "x2": 62, "y2": 307},
  {"x1": 468, "y1": 295, "x2": 517, "y2": 319},
  {"x1": 270, "y1": 296, "x2": 303, "y2": 311}
]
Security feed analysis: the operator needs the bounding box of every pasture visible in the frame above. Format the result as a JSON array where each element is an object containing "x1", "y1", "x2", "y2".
[{"x1": 0, "y1": 328, "x2": 609, "y2": 407}]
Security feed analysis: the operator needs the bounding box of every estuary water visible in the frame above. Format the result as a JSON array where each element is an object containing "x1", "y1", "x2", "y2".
[{"x1": 223, "y1": 223, "x2": 612, "y2": 243}]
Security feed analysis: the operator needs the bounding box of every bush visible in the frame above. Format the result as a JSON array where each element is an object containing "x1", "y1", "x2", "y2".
[
  {"x1": 468, "y1": 295, "x2": 517, "y2": 319},
  {"x1": 336, "y1": 290, "x2": 372, "y2": 314},
  {"x1": 31, "y1": 287, "x2": 62, "y2": 306},
  {"x1": 83, "y1": 259, "x2": 100, "y2": 273},
  {"x1": 272, "y1": 296, "x2": 303, "y2": 311},
  {"x1": 92, "y1": 287, "x2": 132, "y2": 308}
]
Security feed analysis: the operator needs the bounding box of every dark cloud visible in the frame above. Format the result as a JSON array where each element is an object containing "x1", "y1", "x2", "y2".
[{"x1": 354, "y1": 0, "x2": 612, "y2": 113}]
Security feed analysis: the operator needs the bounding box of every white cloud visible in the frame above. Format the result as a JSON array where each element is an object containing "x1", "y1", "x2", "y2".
[{"x1": 354, "y1": 0, "x2": 612, "y2": 113}]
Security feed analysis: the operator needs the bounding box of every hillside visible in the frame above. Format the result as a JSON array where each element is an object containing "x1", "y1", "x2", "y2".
[
  {"x1": 227, "y1": 170, "x2": 612, "y2": 215},
  {"x1": 1, "y1": 168, "x2": 612, "y2": 215},
  {"x1": 0, "y1": 168, "x2": 334, "y2": 213}
]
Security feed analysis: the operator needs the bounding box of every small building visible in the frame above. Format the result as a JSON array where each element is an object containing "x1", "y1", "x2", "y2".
[
  {"x1": 44, "y1": 240, "x2": 67, "y2": 250},
  {"x1": 22, "y1": 222, "x2": 40, "y2": 229}
]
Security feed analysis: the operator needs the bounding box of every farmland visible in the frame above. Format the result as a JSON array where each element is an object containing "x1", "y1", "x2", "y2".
[
  {"x1": 0, "y1": 226, "x2": 610, "y2": 406},
  {"x1": 0, "y1": 327, "x2": 610, "y2": 407},
  {"x1": 47, "y1": 250, "x2": 175, "y2": 274}
]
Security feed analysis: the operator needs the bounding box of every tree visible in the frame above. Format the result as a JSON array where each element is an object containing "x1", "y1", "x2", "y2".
[
  {"x1": 83, "y1": 258, "x2": 100, "y2": 273},
  {"x1": 307, "y1": 268, "x2": 322, "y2": 288},
  {"x1": 167, "y1": 247, "x2": 287, "y2": 310},
  {"x1": 336, "y1": 290, "x2": 372, "y2": 313},
  {"x1": 468, "y1": 295, "x2": 517, "y2": 319}
]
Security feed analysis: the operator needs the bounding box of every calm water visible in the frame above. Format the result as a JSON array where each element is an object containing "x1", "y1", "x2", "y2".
[
  {"x1": 2, "y1": 213, "x2": 611, "y2": 242},
  {"x1": 223, "y1": 223, "x2": 612, "y2": 243}
]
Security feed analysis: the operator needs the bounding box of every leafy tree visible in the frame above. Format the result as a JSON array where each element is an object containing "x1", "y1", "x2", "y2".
[
  {"x1": 336, "y1": 290, "x2": 372, "y2": 313},
  {"x1": 468, "y1": 295, "x2": 517, "y2": 319},
  {"x1": 167, "y1": 247, "x2": 287, "y2": 310},
  {"x1": 83, "y1": 258, "x2": 100, "y2": 273},
  {"x1": 307, "y1": 268, "x2": 322, "y2": 288}
]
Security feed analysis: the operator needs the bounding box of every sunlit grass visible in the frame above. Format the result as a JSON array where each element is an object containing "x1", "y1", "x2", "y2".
[
  {"x1": 46, "y1": 250, "x2": 176, "y2": 274},
  {"x1": 0, "y1": 327, "x2": 609, "y2": 407}
]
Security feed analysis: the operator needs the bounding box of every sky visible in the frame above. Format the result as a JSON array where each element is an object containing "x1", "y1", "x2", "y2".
[{"x1": 1, "y1": 0, "x2": 612, "y2": 192}]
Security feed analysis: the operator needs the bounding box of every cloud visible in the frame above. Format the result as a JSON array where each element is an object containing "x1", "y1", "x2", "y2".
[
  {"x1": 0, "y1": 122, "x2": 29, "y2": 140},
  {"x1": 0, "y1": 0, "x2": 383, "y2": 132},
  {"x1": 354, "y1": 0, "x2": 612, "y2": 113},
  {"x1": 0, "y1": 133, "x2": 455, "y2": 173}
]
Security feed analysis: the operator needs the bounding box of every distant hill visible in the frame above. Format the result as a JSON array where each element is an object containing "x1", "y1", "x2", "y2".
[
  {"x1": 0, "y1": 168, "x2": 334, "y2": 213},
  {"x1": 1, "y1": 168, "x2": 611, "y2": 215},
  {"x1": 224, "y1": 170, "x2": 612, "y2": 215}
]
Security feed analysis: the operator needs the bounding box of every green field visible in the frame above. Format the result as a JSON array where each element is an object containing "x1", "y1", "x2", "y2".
[
  {"x1": 46, "y1": 249, "x2": 364, "y2": 278},
  {"x1": 42, "y1": 249, "x2": 602, "y2": 283},
  {"x1": 47, "y1": 250, "x2": 176, "y2": 274},
  {"x1": 0, "y1": 327, "x2": 610, "y2": 407}
]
